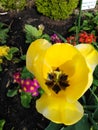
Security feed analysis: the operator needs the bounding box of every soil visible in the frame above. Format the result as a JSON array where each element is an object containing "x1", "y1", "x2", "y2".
[{"x1": 0, "y1": 4, "x2": 97, "y2": 130}]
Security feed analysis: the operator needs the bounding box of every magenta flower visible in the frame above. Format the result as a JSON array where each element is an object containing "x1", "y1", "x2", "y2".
[
  {"x1": 13, "y1": 72, "x2": 40, "y2": 97},
  {"x1": 20, "y1": 78, "x2": 40, "y2": 96},
  {"x1": 51, "y1": 34, "x2": 61, "y2": 43},
  {"x1": 13, "y1": 72, "x2": 21, "y2": 84}
]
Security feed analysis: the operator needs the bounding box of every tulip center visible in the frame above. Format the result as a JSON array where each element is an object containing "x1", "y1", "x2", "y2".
[{"x1": 45, "y1": 67, "x2": 69, "y2": 94}]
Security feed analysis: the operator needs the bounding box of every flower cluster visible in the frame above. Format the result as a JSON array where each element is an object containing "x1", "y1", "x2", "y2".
[
  {"x1": 66, "y1": 36, "x2": 76, "y2": 45},
  {"x1": 79, "y1": 31, "x2": 96, "y2": 43},
  {"x1": 13, "y1": 72, "x2": 40, "y2": 96},
  {"x1": 0, "y1": 46, "x2": 10, "y2": 63},
  {"x1": 51, "y1": 34, "x2": 61, "y2": 43},
  {"x1": 66, "y1": 31, "x2": 96, "y2": 45}
]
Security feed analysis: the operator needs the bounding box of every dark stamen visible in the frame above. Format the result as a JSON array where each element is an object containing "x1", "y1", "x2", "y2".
[
  {"x1": 45, "y1": 67, "x2": 69, "y2": 94},
  {"x1": 55, "y1": 67, "x2": 60, "y2": 71},
  {"x1": 45, "y1": 80, "x2": 54, "y2": 87},
  {"x1": 59, "y1": 74, "x2": 68, "y2": 81},
  {"x1": 52, "y1": 84, "x2": 61, "y2": 94},
  {"x1": 59, "y1": 81, "x2": 69, "y2": 90},
  {"x1": 48, "y1": 73, "x2": 56, "y2": 80}
]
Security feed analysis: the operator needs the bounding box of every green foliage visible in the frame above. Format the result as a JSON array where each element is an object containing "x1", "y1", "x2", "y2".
[
  {"x1": 0, "y1": 0, "x2": 26, "y2": 11},
  {"x1": 45, "y1": 115, "x2": 90, "y2": 130},
  {"x1": 0, "y1": 22, "x2": 9, "y2": 44},
  {"x1": 7, "y1": 88, "x2": 18, "y2": 97},
  {"x1": 24, "y1": 24, "x2": 50, "y2": 43},
  {"x1": 69, "y1": 12, "x2": 98, "y2": 35},
  {"x1": 35, "y1": 0, "x2": 79, "y2": 20},
  {"x1": 5, "y1": 47, "x2": 19, "y2": 60},
  {"x1": 20, "y1": 91, "x2": 32, "y2": 108},
  {"x1": 0, "y1": 119, "x2": 5, "y2": 130},
  {"x1": 21, "y1": 66, "x2": 34, "y2": 79}
]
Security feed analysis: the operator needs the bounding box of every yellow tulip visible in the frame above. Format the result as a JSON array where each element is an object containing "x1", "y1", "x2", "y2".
[{"x1": 26, "y1": 39, "x2": 98, "y2": 125}]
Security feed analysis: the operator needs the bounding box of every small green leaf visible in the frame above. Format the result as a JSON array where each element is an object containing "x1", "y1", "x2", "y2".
[
  {"x1": 0, "y1": 119, "x2": 5, "y2": 130},
  {"x1": 68, "y1": 26, "x2": 76, "y2": 32},
  {"x1": 7, "y1": 89, "x2": 18, "y2": 97},
  {"x1": 25, "y1": 24, "x2": 42, "y2": 37},
  {"x1": 84, "y1": 12, "x2": 93, "y2": 18},
  {"x1": 93, "y1": 78, "x2": 98, "y2": 86},
  {"x1": 5, "y1": 53, "x2": 12, "y2": 60},
  {"x1": 20, "y1": 55, "x2": 26, "y2": 60},
  {"x1": 41, "y1": 34, "x2": 51, "y2": 41},
  {"x1": 20, "y1": 92, "x2": 32, "y2": 108},
  {"x1": 21, "y1": 67, "x2": 34, "y2": 79},
  {"x1": 9, "y1": 47, "x2": 19, "y2": 54},
  {"x1": 45, "y1": 122, "x2": 63, "y2": 130}
]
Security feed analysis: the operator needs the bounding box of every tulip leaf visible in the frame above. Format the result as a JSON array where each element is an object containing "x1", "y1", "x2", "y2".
[
  {"x1": 74, "y1": 115, "x2": 90, "y2": 130},
  {"x1": 60, "y1": 125, "x2": 75, "y2": 130},
  {"x1": 93, "y1": 78, "x2": 98, "y2": 86},
  {"x1": 93, "y1": 107, "x2": 98, "y2": 121},
  {"x1": 45, "y1": 122, "x2": 63, "y2": 130},
  {"x1": 61, "y1": 115, "x2": 90, "y2": 130},
  {"x1": 0, "y1": 119, "x2": 5, "y2": 130},
  {"x1": 21, "y1": 66, "x2": 34, "y2": 79},
  {"x1": 20, "y1": 92, "x2": 32, "y2": 108},
  {"x1": 93, "y1": 65, "x2": 98, "y2": 79}
]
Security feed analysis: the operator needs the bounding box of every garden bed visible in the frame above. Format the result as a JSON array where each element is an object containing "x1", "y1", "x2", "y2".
[{"x1": 0, "y1": 3, "x2": 98, "y2": 130}]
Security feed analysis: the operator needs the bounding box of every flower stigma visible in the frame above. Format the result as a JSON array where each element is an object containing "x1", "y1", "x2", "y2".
[{"x1": 45, "y1": 67, "x2": 69, "y2": 94}]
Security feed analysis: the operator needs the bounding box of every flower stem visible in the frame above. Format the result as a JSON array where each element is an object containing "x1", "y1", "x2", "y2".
[{"x1": 76, "y1": 0, "x2": 82, "y2": 44}]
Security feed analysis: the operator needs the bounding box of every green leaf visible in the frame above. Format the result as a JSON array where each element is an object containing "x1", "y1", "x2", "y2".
[
  {"x1": 45, "y1": 122, "x2": 63, "y2": 130},
  {"x1": 41, "y1": 34, "x2": 51, "y2": 41},
  {"x1": 61, "y1": 125, "x2": 75, "y2": 130},
  {"x1": 7, "y1": 89, "x2": 18, "y2": 97},
  {"x1": 25, "y1": 24, "x2": 42, "y2": 38},
  {"x1": 93, "y1": 107, "x2": 98, "y2": 121},
  {"x1": 5, "y1": 47, "x2": 19, "y2": 60},
  {"x1": 20, "y1": 55, "x2": 26, "y2": 60},
  {"x1": 94, "y1": 65, "x2": 98, "y2": 79},
  {"x1": 74, "y1": 115, "x2": 90, "y2": 130},
  {"x1": 0, "y1": 22, "x2": 4, "y2": 28},
  {"x1": 20, "y1": 92, "x2": 32, "y2": 108},
  {"x1": 68, "y1": 26, "x2": 76, "y2": 32},
  {"x1": 61, "y1": 115, "x2": 90, "y2": 130},
  {"x1": 9, "y1": 47, "x2": 19, "y2": 54},
  {"x1": 5, "y1": 53, "x2": 13, "y2": 60},
  {"x1": 84, "y1": 12, "x2": 94, "y2": 18},
  {"x1": 0, "y1": 119, "x2": 5, "y2": 130},
  {"x1": 21, "y1": 66, "x2": 34, "y2": 79},
  {"x1": 93, "y1": 78, "x2": 98, "y2": 86}
]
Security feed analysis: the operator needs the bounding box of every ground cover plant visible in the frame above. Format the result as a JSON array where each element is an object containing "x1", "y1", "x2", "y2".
[{"x1": 0, "y1": 0, "x2": 98, "y2": 130}]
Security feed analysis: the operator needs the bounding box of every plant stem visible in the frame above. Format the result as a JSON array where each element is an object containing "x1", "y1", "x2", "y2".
[{"x1": 76, "y1": 0, "x2": 82, "y2": 44}]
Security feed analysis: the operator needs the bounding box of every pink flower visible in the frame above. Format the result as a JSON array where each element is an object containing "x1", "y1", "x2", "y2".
[
  {"x1": 13, "y1": 72, "x2": 21, "y2": 84},
  {"x1": 13, "y1": 72, "x2": 40, "y2": 97},
  {"x1": 20, "y1": 78, "x2": 40, "y2": 96},
  {"x1": 51, "y1": 34, "x2": 61, "y2": 43}
]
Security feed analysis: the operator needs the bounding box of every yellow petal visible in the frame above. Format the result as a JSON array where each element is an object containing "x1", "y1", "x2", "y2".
[
  {"x1": 76, "y1": 44, "x2": 98, "y2": 72},
  {"x1": 26, "y1": 39, "x2": 51, "y2": 94},
  {"x1": 36, "y1": 94, "x2": 83, "y2": 125},
  {"x1": 42, "y1": 43, "x2": 93, "y2": 100}
]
